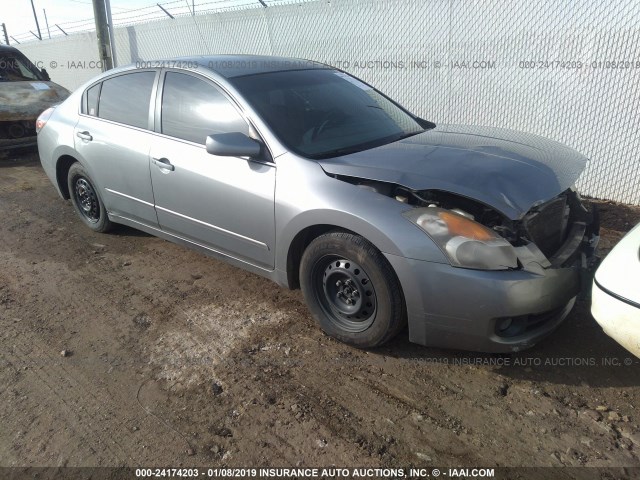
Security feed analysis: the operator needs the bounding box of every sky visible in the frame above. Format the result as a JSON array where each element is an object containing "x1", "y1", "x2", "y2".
[{"x1": 0, "y1": 0, "x2": 196, "y2": 42}]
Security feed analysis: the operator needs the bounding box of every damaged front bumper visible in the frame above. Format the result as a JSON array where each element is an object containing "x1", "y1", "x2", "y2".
[
  {"x1": 0, "y1": 119, "x2": 38, "y2": 151},
  {"x1": 385, "y1": 216, "x2": 600, "y2": 353},
  {"x1": 0, "y1": 136, "x2": 37, "y2": 150}
]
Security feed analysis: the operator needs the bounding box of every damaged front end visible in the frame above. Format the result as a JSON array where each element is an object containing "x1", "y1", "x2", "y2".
[
  {"x1": 347, "y1": 176, "x2": 600, "y2": 293},
  {"x1": 409, "y1": 188, "x2": 599, "y2": 275},
  {"x1": 316, "y1": 122, "x2": 596, "y2": 351},
  {"x1": 342, "y1": 178, "x2": 599, "y2": 351},
  {"x1": 511, "y1": 189, "x2": 600, "y2": 281},
  {"x1": 0, "y1": 47, "x2": 70, "y2": 151},
  {"x1": 0, "y1": 118, "x2": 38, "y2": 150},
  {"x1": 345, "y1": 179, "x2": 601, "y2": 352}
]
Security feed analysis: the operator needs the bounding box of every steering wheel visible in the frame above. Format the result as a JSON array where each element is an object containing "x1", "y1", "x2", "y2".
[{"x1": 311, "y1": 109, "x2": 345, "y2": 141}]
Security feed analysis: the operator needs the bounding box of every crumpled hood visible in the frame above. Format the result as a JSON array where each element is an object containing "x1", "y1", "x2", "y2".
[
  {"x1": 0, "y1": 81, "x2": 70, "y2": 120},
  {"x1": 318, "y1": 125, "x2": 588, "y2": 220}
]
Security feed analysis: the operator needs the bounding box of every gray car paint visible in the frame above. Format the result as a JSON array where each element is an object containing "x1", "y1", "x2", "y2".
[
  {"x1": 74, "y1": 108, "x2": 161, "y2": 228},
  {"x1": 149, "y1": 132, "x2": 277, "y2": 269},
  {"x1": 317, "y1": 125, "x2": 588, "y2": 221},
  {"x1": 37, "y1": 55, "x2": 594, "y2": 352}
]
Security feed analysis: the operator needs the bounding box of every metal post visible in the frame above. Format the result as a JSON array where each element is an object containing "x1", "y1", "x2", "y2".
[
  {"x1": 2, "y1": 23, "x2": 9, "y2": 45},
  {"x1": 192, "y1": 0, "x2": 195, "y2": 15},
  {"x1": 10, "y1": 36, "x2": 20, "y2": 44},
  {"x1": 92, "y1": 0, "x2": 113, "y2": 71},
  {"x1": 30, "y1": 0, "x2": 42, "y2": 40},
  {"x1": 55, "y1": 24, "x2": 68, "y2": 36},
  {"x1": 104, "y1": 0, "x2": 117, "y2": 67},
  {"x1": 43, "y1": 9, "x2": 51, "y2": 39}
]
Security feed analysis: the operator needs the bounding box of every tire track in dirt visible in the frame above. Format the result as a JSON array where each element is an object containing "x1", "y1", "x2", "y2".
[
  {"x1": 210, "y1": 318, "x2": 640, "y2": 468},
  {"x1": 1, "y1": 342, "x2": 128, "y2": 465},
  {"x1": 0, "y1": 260, "x2": 194, "y2": 465},
  {"x1": 0, "y1": 192, "x2": 215, "y2": 465}
]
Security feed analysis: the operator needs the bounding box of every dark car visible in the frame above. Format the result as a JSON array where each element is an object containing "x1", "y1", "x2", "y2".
[{"x1": 0, "y1": 45, "x2": 70, "y2": 151}]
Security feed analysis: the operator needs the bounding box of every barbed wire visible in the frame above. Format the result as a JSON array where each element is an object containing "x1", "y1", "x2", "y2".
[{"x1": 6, "y1": 0, "x2": 315, "y2": 43}]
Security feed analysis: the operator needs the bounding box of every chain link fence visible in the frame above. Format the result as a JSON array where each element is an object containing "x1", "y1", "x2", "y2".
[
  {"x1": 7, "y1": 0, "x2": 312, "y2": 42},
  {"x1": 15, "y1": 0, "x2": 640, "y2": 205}
]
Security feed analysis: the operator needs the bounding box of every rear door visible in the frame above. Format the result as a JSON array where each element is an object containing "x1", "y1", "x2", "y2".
[
  {"x1": 74, "y1": 70, "x2": 159, "y2": 227},
  {"x1": 149, "y1": 70, "x2": 276, "y2": 269}
]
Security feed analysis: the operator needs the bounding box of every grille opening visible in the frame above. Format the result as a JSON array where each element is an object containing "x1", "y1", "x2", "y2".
[{"x1": 523, "y1": 194, "x2": 570, "y2": 257}]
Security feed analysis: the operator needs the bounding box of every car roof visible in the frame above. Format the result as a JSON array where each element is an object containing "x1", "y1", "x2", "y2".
[{"x1": 162, "y1": 54, "x2": 329, "y2": 78}]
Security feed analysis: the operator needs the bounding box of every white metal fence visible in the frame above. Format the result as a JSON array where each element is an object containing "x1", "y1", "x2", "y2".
[
  {"x1": 7, "y1": 0, "x2": 305, "y2": 43},
  {"x1": 16, "y1": 0, "x2": 640, "y2": 205}
]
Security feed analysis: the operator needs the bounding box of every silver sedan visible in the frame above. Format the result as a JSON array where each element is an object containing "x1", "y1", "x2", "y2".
[{"x1": 37, "y1": 55, "x2": 599, "y2": 352}]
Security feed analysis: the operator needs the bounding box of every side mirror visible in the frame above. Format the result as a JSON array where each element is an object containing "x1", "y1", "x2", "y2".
[
  {"x1": 206, "y1": 132, "x2": 262, "y2": 158},
  {"x1": 40, "y1": 68, "x2": 51, "y2": 81}
]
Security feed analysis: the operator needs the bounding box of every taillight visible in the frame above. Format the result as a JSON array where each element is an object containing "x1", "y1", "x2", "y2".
[{"x1": 36, "y1": 107, "x2": 55, "y2": 134}]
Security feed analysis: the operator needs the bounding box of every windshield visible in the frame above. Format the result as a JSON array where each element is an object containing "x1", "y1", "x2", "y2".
[
  {"x1": 231, "y1": 69, "x2": 426, "y2": 159},
  {"x1": 0, "y1": 53, "x2": 44, "y2": 82}
]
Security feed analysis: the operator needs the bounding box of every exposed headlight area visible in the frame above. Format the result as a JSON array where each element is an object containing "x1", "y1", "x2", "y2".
[
  {"x1": 404, "y1": 207, "x2": 519, "y2": 270},
  {"x1": 342, "y1": 177, "x2": 598, "y2": 271},
  {"x1": 402, "y1": 190, "x2": 598, "y2": 271}
]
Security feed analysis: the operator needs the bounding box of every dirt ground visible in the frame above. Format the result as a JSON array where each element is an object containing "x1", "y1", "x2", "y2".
[{"x1": 1, "y1": 151, "x2": 639, "y2": 473}]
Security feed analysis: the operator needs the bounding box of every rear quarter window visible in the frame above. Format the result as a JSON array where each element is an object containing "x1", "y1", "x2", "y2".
[{"x1": 82, "y1": 83, "x2": 101, "y2": 116}]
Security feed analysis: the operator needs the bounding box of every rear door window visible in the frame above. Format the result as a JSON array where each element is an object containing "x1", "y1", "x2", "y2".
[{"x1": 98, "y1": 72, "x2": 156, "y2": 129}]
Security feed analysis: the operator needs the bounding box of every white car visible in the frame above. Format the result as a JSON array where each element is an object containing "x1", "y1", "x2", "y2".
[{"x1": 591, "y1": 222, "x2": 640, "y2": 358}]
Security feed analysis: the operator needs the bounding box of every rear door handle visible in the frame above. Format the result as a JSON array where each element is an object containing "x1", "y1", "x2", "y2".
[
  {"x1": 76, "y1": 131, "x2": 92, "y2": 141},
  {"x1": 152, "y1": 157, "x2": 175, "y2": 171}
]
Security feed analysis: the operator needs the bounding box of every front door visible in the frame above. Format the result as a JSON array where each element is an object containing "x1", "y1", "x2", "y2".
[{"x1": 149, "y1": 71, "x2": 276, "y2": 269}]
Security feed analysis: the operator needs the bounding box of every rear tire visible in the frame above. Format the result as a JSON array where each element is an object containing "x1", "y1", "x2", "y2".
[
  {"x1": 67, "y1": 163, "x2": 112, "y2": 233},
  {"x1": 300, "y1": 232, "x2": 406, "y2": 348}
]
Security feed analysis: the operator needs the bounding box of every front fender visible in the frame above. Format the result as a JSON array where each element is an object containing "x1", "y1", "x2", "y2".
[{"x1": 273, "y1": 155, "x2": 448, "y2": 286}]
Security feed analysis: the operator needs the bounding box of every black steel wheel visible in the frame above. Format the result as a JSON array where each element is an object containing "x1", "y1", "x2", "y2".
[
  {"x1": 300, "y1": 232, "x2": 406, "y2": 348},
  {"x1": 313, "y1": 256, "x2": 377, "y2": 333},
  {"x1": 73, "y1": 177, "x2": 100, "y2": 223},
  {"x1": 67, "y1": 162, "x2": 113, "y2": 232}
]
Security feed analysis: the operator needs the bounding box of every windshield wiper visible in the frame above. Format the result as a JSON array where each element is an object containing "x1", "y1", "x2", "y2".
[
  {"x1": 311, "y1": 146, "x2": 370, "y2": 159},
  {"x1": 311, "y1": 130, "x2": 425, "y2": 159},
  {"x1": 388, "y1": 130, "x2": 423, "y2": 143}
]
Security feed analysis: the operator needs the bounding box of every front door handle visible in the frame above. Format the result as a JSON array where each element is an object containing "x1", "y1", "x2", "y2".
[
  {"x1": 76, "y1": 131, "x2": 93, "y2": 141},
  {"x1": 152, "y1": 157, "x2": 175, "y2": 171}
]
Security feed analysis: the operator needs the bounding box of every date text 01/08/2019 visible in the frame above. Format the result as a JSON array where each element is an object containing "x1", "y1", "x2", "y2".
[
  {"x1": 519, "y1": 60, "x2": 640, "y2": 69},
  {"x1": 134, "y1": 467, "x2": 497, "y2": 478}
]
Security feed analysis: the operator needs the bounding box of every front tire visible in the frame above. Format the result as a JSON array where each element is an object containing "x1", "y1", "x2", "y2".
[
  {"x1": 67, "y1": 163, "x2": 112, "y2": 233},
  {"x1": 300, "y1": 232, "x2": 406, "y2": 348}
]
